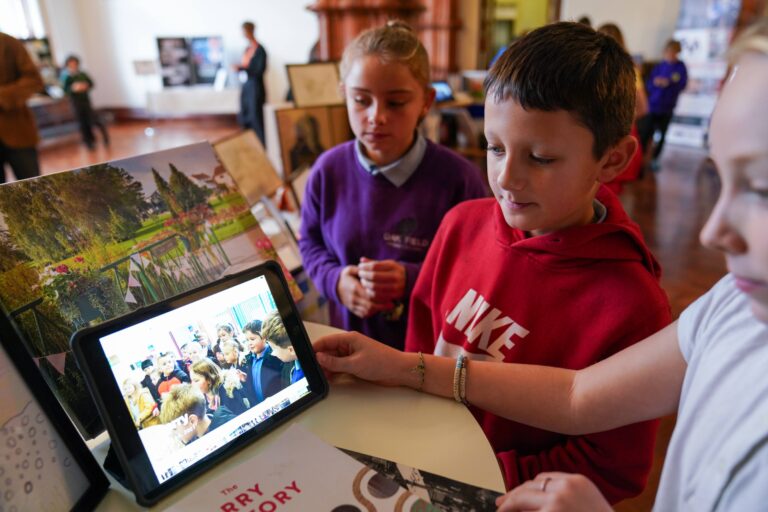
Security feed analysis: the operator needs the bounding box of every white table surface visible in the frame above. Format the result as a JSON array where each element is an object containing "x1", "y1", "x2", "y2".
[{"x1": 91, "y1": 322, "x2": 505, "y2": 510}]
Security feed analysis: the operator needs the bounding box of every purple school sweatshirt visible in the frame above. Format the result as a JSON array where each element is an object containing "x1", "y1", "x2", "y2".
[{"x1": 299, "y1": 140, "x2": 487, "y2": 349}]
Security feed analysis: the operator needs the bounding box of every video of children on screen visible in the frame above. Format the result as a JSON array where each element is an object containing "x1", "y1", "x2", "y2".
[{"x1": 114, "y1": 309, "x2": 303, "y2": 450}]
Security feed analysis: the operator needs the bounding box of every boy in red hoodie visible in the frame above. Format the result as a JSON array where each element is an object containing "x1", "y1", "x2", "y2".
[{"x1": 314, "y1": 23, "x2": 671, "y2": 504}]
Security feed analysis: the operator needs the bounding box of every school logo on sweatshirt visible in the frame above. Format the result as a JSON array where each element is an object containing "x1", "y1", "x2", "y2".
[
  {"x1": 383, "y1": 217, "x2": 430, "y2": 252},
  {"x1": 435, "y1": 288, "x2": 529, "y2": 362}
]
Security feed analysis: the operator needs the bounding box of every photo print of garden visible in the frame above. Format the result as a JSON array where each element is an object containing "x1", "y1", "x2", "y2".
[{"x1": 0, "y1": 142, "x2": 299, "y2": 438}]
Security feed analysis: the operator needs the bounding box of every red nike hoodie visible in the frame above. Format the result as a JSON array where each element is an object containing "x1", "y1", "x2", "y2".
[{"x1": 405, "y1": 186, "x2": 671, "y2": 504}]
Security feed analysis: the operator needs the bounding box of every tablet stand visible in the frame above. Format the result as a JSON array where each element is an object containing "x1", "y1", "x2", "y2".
[{"x1": 103, "y1": 442, "x2": 130, "y2": 489}]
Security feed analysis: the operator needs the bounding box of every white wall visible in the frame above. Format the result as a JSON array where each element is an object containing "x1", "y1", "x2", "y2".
[
  {"x1": 561, "y1": 0, "x2": 682, "y2": 59},
  {"x1": 40, "y1": 0, "x2": 319, "y2": 109}
]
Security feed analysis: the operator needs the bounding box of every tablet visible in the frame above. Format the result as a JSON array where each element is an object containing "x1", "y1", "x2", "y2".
[
  {"x1": 431, "y1": 80, "x2": 455, "y2": 103},
  {"x1": 70, "y1": 261, "x2": 328, "y2": 506}
]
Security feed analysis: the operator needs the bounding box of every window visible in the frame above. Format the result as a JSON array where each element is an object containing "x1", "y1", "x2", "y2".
[{"x1": 0, "y1": 0, "x2": 46, "y2": 39}]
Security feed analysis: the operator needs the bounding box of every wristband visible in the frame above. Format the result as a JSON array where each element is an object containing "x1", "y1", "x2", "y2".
[{"x1": 453, "y1": 354, "x2": 468, "y2": 405}]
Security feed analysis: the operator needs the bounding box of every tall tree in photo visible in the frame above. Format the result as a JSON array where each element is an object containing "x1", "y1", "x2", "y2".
[
  {"x1": 152, "y1": 167, "x2": 183, "y2": 217},
  {"x1": 168, "y1": 163, "x2": 210, "y2": 212}
]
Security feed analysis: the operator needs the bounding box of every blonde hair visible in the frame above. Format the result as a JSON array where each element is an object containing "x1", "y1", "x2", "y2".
[
  {"x1": 340, "y1": 20, "x2": 430, "y2": 89},
  {"x1": 729, "y1": 17, "x2": 768, "y2": 63},
  {"x1": 159, "y1": 383, "x2": 206, "y2": 424},
  {"x1": 261, "y1": 310, "x2": 290, "y2": 349},
  {"x1": 190, "y1": 358, "x2": 222, "y2": 392}
]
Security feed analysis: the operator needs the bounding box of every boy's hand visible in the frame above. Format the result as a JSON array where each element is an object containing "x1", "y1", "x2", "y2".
[
  {"x1": 313, "y1": 331, "x2": 411, "y2": 386},
  {"x1": 653, "y1": 76, "x2": 670, "y2": 88},
  {"x1": 495, "y1": 473, "x2": 611, "y2": 512},
  {"x1": 357, "y1": 258, "x2": 406, "y2": 303},
  {"x1": 336, "y1": 265, "x2": 393, "y2": 318}
]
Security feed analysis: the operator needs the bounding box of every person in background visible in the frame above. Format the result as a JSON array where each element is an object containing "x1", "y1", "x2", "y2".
[
  {"x1": 638, "y1": 39, "x2": 688, "y2": 168},
  {"x1": 122, "y1": 376, "x2": 160, "y2": 429},
  {"x1": 140, "y1": 358, "x2": 161, "y2": 403},
  {"x1": 156, "y1": 351, "x2": 190, "y2": 401},
  {"x1": 60, "y1": 54, "x2": 109, "y2": 150},
  {"x1": 597, "y1": 22, "x2": 647, "y2": 193},
  {"x1": 299, "y1": 21, "x2": 487, "y2": 350},
  {"x1": 243, "y1": 319, "x2": 285, "y2": 402},
  {"x1": 189, "y1": 358, "x2": 249, "y2": 415},
  {"x1": 261, "y1": 311, "x2": 303, "y2": 385},
  {"x1": 0, "y1": 32, "x2": 43, "y2": 183},
  {"x1": 160, "y1": 384, "x2": 236, "y2": 444},
  {"x1": 237, "y1": 21, "x2": 267, "y2": 145}
]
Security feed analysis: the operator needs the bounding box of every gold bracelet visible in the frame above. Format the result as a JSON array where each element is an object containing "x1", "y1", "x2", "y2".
[
  {"x1": 410, "y1": 351, "x2": 425, "y2": 391},
  {"x1": 459, "y1": 356, "x2": 468, "y2": 405}
]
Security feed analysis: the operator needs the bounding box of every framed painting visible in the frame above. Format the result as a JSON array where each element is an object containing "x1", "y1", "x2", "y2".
[{"x1": 286, "y1": 62, "x2": 344, "y2": 108}]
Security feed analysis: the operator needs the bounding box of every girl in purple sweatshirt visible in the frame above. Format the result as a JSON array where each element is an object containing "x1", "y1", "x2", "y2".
[{"x1": 299, "y1": 21, "x2": 487, "y2": 349}]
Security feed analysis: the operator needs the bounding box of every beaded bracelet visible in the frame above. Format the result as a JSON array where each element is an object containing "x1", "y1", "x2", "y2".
[
  {"x1": 411, "y1": 351, "x2": 425, "y2": 391},
  {"x1": 453, "y1": 354, "x2": 469, "y2": 404}
]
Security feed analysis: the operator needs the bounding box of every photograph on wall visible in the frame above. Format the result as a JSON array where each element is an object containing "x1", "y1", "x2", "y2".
[
  {"x1": 213, "y1": 129, "x2": 283, "y2": 204},
  {"x1": 0, "y1": 142, "x2": 299, "y2": 438},
  {"x1": 190, "y1": 36, "x2": 224, "y2": 85},
  {"x1": 157, "y1": 37, "x2": 192, "y2": 87},
  {"x1": 286, "y1": 62, "x2": 344, "y2": 108}
]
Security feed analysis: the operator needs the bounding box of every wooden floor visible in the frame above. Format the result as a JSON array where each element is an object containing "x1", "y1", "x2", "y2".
[{"x1": 34, "y1": 120, "x2": 725, "y2": 511}]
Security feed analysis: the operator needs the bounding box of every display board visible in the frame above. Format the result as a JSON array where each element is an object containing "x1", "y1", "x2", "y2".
[
  {"x1": 213, "y1": 130, "x2": 283, "y2": 203},
  {"x1": 0, "y1": 142, "x2": 299, "y2": 439},
  {"x1": 286, "y1": 62, "x2": 344, "y2": 108},
  {"x1": 189, "y1": 36, "x2": 224, "y2": 85},
  {"x1": 157, "y1": 36, "x2": 224, "y2": 87},
  {"x1": 0, "y1": 313, "x2": 108, "y2": 511},
  {"x1": 157, "y1": 37, "x2": 192, "y2": 87}
]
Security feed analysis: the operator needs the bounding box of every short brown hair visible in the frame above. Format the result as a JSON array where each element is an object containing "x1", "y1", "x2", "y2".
[
  {"x1": 242, "y1": 21, "x2": 255, "y2": 33},
  {"x1": 340, "y1": 20, "x2": 430, "y2": 89},
  {"x1": 261, "y1": 311, "x2": 290, "y2": 349},
  {"x1": 159, "y1": 384, "x2": 206, "y2": 424},
  {"x1": 485, "y1": 22, "x2": 635, "y2": 159}
]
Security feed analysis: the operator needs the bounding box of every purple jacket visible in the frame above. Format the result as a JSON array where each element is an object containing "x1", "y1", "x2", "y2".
[
  {"x1": 299, "y1": 140, "x2": 487, "y2": 348},
  {"x1": 647, "y1": 60, "x2": 688, "y2": 114}
]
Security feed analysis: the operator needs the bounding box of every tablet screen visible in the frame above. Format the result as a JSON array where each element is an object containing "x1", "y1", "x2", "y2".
[
  {"x1": 432, "y1": 81, "x2": 454, "y2": 103},
  {"x1": 95, "y1": 272, "x2": 312, "y2": 485}
]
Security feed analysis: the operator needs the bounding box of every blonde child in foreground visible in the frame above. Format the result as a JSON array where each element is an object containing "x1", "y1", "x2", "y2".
[{"x1": 314, "y1": 18, "x2": 768, "y2": 510}]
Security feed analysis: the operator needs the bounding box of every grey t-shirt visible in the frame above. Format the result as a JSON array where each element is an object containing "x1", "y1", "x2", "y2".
[{"x1": 654, "y1": 274, "x2": 768, "y2": 511}]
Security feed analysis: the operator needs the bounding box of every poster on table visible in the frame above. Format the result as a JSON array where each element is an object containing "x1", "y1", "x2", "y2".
[
  {"x1": 0, "y1": 142, "x2": 300, "y2": 438},
  {"x1": 665, "y1": 0, "x2": 741, "y2": 148}
]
